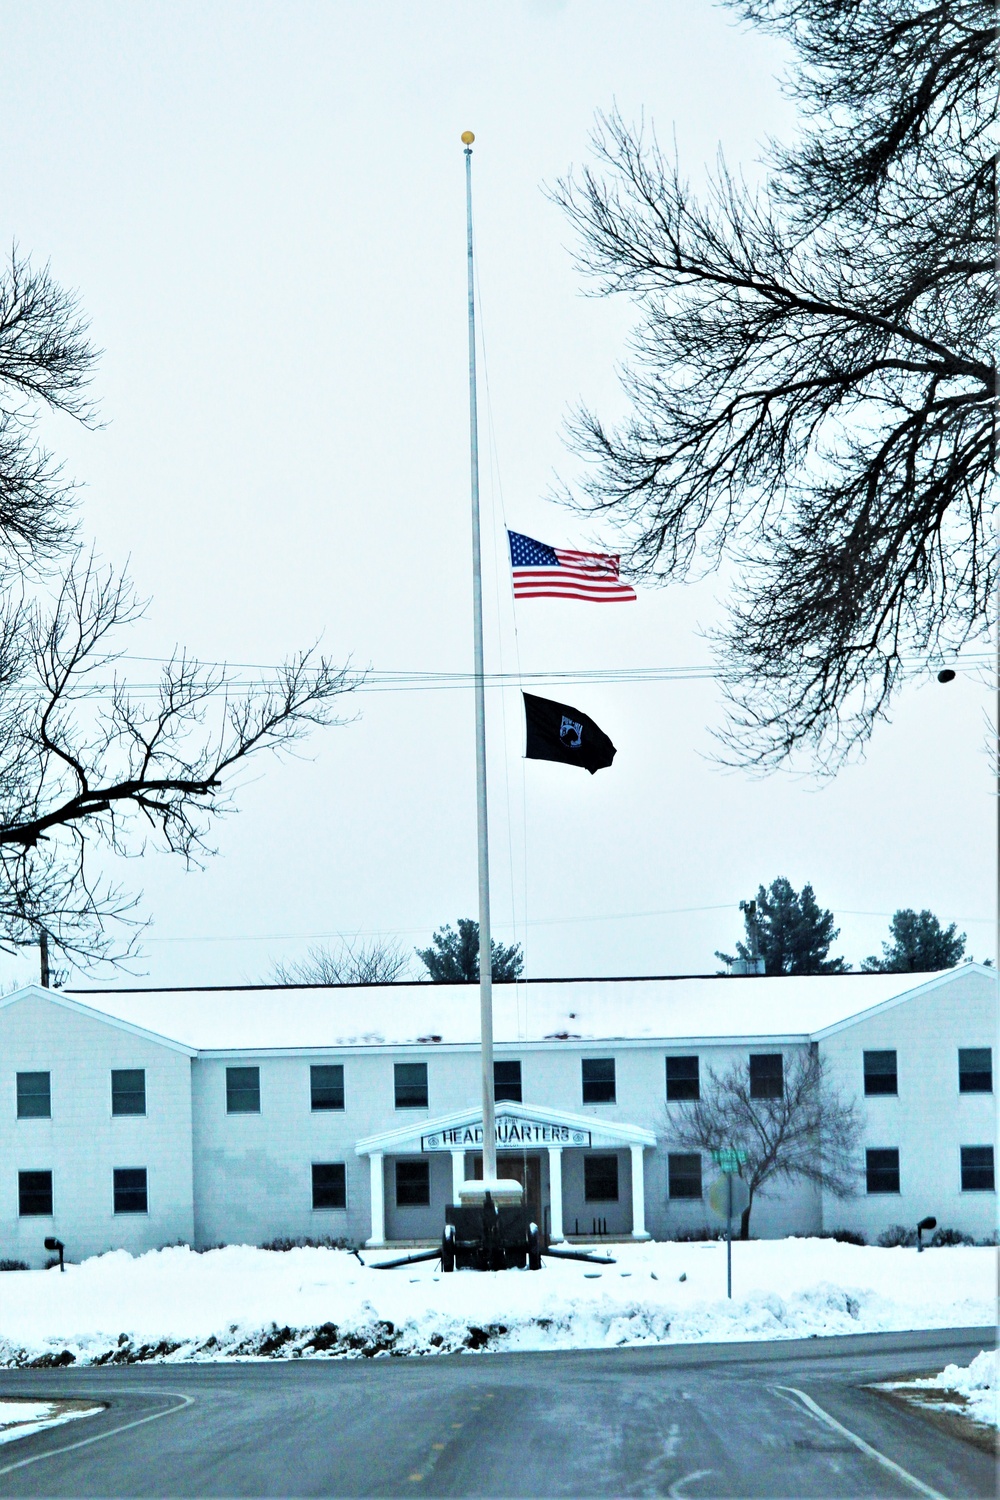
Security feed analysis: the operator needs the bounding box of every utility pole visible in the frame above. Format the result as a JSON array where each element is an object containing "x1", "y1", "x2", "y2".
[{"x1": 39, "y1": 930, "x2": 50, "y2": 989}]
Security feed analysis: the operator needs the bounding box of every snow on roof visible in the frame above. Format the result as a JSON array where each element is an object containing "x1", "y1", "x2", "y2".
[{"x1": 58, "y1": 970, "x2": 963, "y2": 1052}]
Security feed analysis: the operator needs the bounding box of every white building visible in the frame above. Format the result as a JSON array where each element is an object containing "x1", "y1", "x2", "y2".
[{"x1": 0, "y1": 965, "x2": 993, "y2": 1265}]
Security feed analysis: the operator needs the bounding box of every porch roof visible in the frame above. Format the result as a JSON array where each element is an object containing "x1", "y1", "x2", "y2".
[{"x1": 355, "y1": 1099, "x2": 656, "y2": 1156}]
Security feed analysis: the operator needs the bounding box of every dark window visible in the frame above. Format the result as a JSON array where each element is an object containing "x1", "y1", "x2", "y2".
[
  {"x1": 494, "y1": 1061, "x2": 522, "y2": 1103},
  {"x1": 866, "y1": 1148, "x2": 900, "y2": 1194},
  {"x1": 394, "y1": 1063, "x2": 428, "y2": 1110},
  {"x1": 310, "y1": 1064, "x2": 345, "y2": 1111},
  {"x1": 111, "y1": 1069, "x2": 146, "y2": 1116},
  {"x1": 666, "y1": 1056, "x2": 700, "y2": 1102},
  {"x1": 582, "y1": 1058, "x2": 616, "y2": 1105},
  {"x1": 226, "y1": 1066, "x2": 260, "y2": 1114},
  {"x1": 18, "y1": 1170, "x2": 52, "y2": 1216},
  {"x1": 749, "y1": 1054, "x2": 783, "y2": 1099},
  {"x1": 312, "y1": 1162, "x2": 347, "y2": 1209},
  {"x1": 114, "y1": 1167, "x2": 148, "y2": 1214},
  {"x1": 961, "y1": 1146, "x2": 995, "y2": 1192},
  {"x1": 584, "y1": 1154, "x2": 619, "y2": 1202},
  {"x1": 668, "y1": 1153, "x2": 703, "y2": 1199},
  {"x1": 16, "y1": 1072, "x2": 50, "y2": 1119},
  {"x1": 959, "y1": 1048, "x2": 993, "y2": 1094},
  {"x1": 863, "y1": 1051, "x2": 898, "y2": 1096},
  {"x1": 395, "y1": 1159, "x2": 430, "y2": 1207}
]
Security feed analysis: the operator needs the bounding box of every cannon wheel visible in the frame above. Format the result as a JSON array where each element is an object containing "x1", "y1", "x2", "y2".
[
  {"x1": 441, "y1": 1222, "x2": 456, "y2": 1273},
  {"x1": 527, "y1": 1222, "x2": 542, "y2": 1271}
]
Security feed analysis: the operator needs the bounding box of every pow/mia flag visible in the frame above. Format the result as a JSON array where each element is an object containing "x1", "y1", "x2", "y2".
[{"x1": 523, "y1": 692, "x2": 616, "y2": 775}]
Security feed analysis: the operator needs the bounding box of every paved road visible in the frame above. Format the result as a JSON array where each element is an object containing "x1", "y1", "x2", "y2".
[{"x1": 0, "y1": 1328, "x2": 992, "y2": 1498}]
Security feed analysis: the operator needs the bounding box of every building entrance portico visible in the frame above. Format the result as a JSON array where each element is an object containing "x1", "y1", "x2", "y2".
[{"x1": 356, "y1": 1101, "x2": 656, "y2": 1248}]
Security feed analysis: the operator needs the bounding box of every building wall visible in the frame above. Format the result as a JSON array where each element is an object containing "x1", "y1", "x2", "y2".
[
  {"x1": 818, "y1": 967, "x2": 997, "y2": 1241},
  {"x1": 0, "y1": 993, "x2": 194, "y2": 1266}
]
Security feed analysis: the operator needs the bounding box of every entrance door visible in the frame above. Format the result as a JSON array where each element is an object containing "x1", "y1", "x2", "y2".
[{"x1": 469, "y1": 1152, "x2": 543, "y2": 1228}]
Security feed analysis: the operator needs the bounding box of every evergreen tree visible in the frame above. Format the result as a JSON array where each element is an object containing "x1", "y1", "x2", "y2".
[
  {"x1": 416, "y1": 920, "x2": 523, "y2": 983},
  {"x1": 717, "y1": 878, "x2": 848, "y2": 975},
  {"x1": 861, "y1": 909, "x2": 966, "y2": 972}
]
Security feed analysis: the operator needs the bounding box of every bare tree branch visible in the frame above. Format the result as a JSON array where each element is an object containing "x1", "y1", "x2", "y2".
[{"x1": 272, "y1": 937, "x2": 411, "y2": 986}]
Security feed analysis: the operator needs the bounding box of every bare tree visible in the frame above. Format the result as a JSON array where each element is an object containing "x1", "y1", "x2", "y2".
[
  {"x1": 0, "y1": 554, "x2": 358, "y2": 966},
  {"x1": 666, "y1": 1049, "x2": 862, "y2": 1237},
  {"x1": 272, "y1": 936, "x2": 410, "y2": 986},
  {"x1": 554, "y1": 1, "x2": 995, "y2": 767}
]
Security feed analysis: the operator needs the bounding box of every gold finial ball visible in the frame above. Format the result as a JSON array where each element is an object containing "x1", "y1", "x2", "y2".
[{"x1": 461, "y1": 130, "x2": 475, "y2": 144}]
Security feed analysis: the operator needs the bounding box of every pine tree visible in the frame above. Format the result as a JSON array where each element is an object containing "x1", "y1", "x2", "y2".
[
  {"x1": 861, "y1": 909, "x2": 966, "y2": 972},
  {"x1": 717, "y1": 878, "x2": 849, "y2": 975},
  {"x1": 416, "y1": 920, "x2": 524, "y2": 983}
]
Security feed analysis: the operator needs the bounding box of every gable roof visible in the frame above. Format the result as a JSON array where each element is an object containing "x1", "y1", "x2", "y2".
[
  {"x1": 0, "y1": 985, "x2": 197, "y2": 1057},
  {"x1": 53, "y1": 968, "x2": 987, "y2": 1052},
  {"x1": 355, "y1": 1099, "x2": 657, "y2": 1156},
  {"x1": 811, "y1": 962, "x2": 996, "y2": 1039}
]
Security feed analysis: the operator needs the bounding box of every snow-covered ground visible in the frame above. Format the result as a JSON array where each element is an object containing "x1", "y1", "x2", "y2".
[
  {"x1": 0, "y1": 1240, "x2": 992, "y2": 1366},
  {"x1": 0, "y1": 1400, "x2": 104, "y2": 1445},
  {"x1": 882, "y1": 1349, "x2": 999, "y2": 1431}
]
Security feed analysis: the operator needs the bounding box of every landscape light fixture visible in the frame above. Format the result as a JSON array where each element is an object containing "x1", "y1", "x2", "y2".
[
  {"x1": 43, "y1": 1236, "x2": 65, "y2": 1272},
  {"x1": 916, "y1": 1215, "x2": 937, "y2": 1252}
]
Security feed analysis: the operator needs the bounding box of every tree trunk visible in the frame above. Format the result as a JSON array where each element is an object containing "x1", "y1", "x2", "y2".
[{"x1": 739, "y1": 1202, "x2": 752, "y2": 1240}]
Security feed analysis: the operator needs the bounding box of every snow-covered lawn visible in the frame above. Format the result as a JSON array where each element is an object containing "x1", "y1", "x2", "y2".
[
  {"x1": 0, "y1": 1399, "x2": 104, "y2": 1445},
  {"x1": 0, "y1": 1239, "x2": 992, "y2": 1366},
  {"x1": 880, "y1": 1349, "x2": 998, "y2": 1431}
]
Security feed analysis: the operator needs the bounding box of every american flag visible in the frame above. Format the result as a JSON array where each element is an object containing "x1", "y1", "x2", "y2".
[{"x1": 507, "y1": 530, "x2": 637, "y2": 603}]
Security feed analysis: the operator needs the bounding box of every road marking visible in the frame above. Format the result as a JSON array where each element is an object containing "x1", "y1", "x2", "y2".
[
  {"x1": 667, "y1": 1470, "x2": 712, "y2": 1498},
  {"x1": 775, "y1": 1386, "x2": 946, "y2": 1500},
  {"x1": 0, "y1": 1392, "x2": 194, "y2": 1478}
]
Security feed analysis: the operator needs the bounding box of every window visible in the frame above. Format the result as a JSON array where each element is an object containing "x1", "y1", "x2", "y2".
[
  {"x1": 582, "y1": 1058, "x2": 616, "y2": 1105},
  {"x1": 312, "y1": 1162, "x2": 347, "y2": 1210},
  {"x1": 394, "y1": 1063, "x2": 428, "y2": 1110},
  {"x1": 18, "y1": 1170, "x2": 52, "y2": 1216},
  {"x1": 866, "y1": 1148, "x2": 900, "y2": 1194},
  {"x1": 226, "y1": 1066, "x2": 260, "y2": 1114},
  {"x1": 310, "y1": 1065, "x2": 345, "y2": 1111},
  {"x1": 961, "y1": 1146, "x2": 995, "y2": 1192},
  {"x1": 114, "y1": 1168, "x2": 148, "y2": 1214},
  {"x1": 668, "y1": 1153, "x2": 703, "y2": 1199},
  {"x1": 16, "y1": 1072, "x2": 50, "y2": 1119},
  {"x1": 749, "y1": 1054, "x2": 783, "y2": 1099},
  {"x1": 959, "y1": 1048, "x2": 993, "y2": 1094},
  {"x1": 395, "y1": 1159, "x2": 430, "y2": 1207},
  {"x1": 584, "y1": 1155, "x2": 619, "y2": 1202},
  {"x1": 111, "y1": 1069, "x2": 146, "y2": 1116},
  {"x1": 494, "y1": 1061, "x2": 522, "y2": 1103},
  {"x1": 666, "y1": 1056, "x2": 700, "y2": 1102},
  {"x1": 863, "y1": 1051, "x2": 898, "y2": 1096}
]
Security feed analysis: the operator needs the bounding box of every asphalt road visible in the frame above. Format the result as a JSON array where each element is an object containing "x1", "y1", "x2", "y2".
[{"x1": 0, "y1": 1328, "x2": 992, "y2": 1498}]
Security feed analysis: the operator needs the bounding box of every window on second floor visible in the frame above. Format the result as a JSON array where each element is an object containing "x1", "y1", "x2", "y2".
[
  {"x1": 863, "y1": 1051, "x2": 897, "y2": 1096},
  {"x1": 394, "y1": 1063, "x2": 428, "y2": 1110},
  {"x1": 16, "y1": 1071, "x2": 50, "y2": 1119},
  {"x1": 226, "y1": 1066, "x2": 260, "y2": 1114},
  {"x1": 494, "y1": 1060, "x2": 522, "y2": 1103},
  {"x1": 310, "y1": 1064, "x2": 345, "y2": 1111},
  {"x1": 666, "y1": 1056, "x2": 699, "y2": 1102},
  {"x1": 582, "y1": 1058, "x2": 616, "y2": 1105},
  {"x1": 959, "y1": 1048, "x2": 993, "y2": 1094},
  {"x1": 749, "y1": 1054, "x2": 783, "y2": 1100},
  {"x1": 866, "y1": 1148, "x2": 900, "y2": 1194},
  {"x1": 112, "y1": 1069, "x2": 146, "y2": 1116}
]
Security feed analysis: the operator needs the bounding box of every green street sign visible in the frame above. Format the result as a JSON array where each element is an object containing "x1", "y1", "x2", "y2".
[{"x1": 711, "y1": 1147, "x2": 747, "y2": 1172}]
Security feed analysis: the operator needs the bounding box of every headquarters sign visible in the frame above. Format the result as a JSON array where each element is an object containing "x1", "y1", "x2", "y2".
[{"x1": 421, "y1": 1113, "x2": 591, "y2": 1151}]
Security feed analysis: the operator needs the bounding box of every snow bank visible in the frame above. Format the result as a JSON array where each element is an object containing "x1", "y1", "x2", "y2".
[
  {"x1": 898, "y1": 1349, "x2": 999, "y2": 1430},
  {"x1": 0, "y1": 1400, "x2": 103, "y2": 1445},
  {"x1": 0, "y1": 1239, "x2": 991, "y2": 1367}
]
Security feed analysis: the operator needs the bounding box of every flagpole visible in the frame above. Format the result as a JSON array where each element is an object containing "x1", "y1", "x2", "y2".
[{"x1": 462, "y1": 130, "x2": 497, "y2": 1187}]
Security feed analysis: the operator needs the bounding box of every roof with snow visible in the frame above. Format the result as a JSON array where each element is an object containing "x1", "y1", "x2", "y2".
[{"x1": 44, "y1": 966, "x2": 992, "y2": 1053}]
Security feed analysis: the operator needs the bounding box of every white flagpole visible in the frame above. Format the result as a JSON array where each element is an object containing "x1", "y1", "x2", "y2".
[{"x1": 462, "y1": 130, "x2": 497, "y2": 1186}]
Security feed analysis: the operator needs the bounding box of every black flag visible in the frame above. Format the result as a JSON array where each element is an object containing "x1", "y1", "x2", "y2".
[{"x1": 523, "y1": 693, "x2": 616, "y2": 775}]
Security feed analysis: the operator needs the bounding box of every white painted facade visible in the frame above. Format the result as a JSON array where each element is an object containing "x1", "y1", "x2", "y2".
[{"x1": 0, "y1": 966, "x2": 993, "y2": 1264}]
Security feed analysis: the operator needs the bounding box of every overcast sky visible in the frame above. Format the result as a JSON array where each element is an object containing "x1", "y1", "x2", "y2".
[{"x1": 0, "y1": 0, "x2": 992, "y2": 988}]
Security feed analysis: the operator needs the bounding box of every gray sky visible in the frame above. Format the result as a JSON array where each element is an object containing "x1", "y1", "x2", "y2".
[{"x1": 0, "y1": 1, "x2": 992, "y2": 986}]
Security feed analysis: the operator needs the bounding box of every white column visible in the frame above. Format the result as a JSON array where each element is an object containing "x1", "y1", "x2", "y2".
[
  {"x1": 367, "y1": 1153, "x2": 386, "y2": 1247},
  {"x1": 630, "y1": 1144, "x2": 650, "y2": 1239},
  {"x1": 451, "y1": 1150, "x2": 465, "y2": 1203},
  {"x1": 547, "y1": 1146, "x2": 564, "y2": 1242}
]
